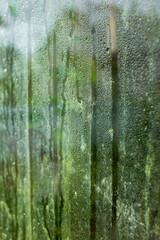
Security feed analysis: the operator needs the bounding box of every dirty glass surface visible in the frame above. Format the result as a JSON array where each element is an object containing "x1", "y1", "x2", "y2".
[{"x1": 0, "y1": 0, "x2": 160, "y2": 239}]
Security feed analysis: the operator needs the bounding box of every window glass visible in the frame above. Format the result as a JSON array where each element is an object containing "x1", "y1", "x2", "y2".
[{"x1": 0, "y1": 0, "x2": 159, "y2": 239}]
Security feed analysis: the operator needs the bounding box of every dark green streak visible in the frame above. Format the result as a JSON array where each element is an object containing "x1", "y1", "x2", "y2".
[
  {"x1": 90, "y1": 23, "x2": 97, "y2": 240},
  {"x1": 43, "y1": 0, "x2": 53, "y2": 163},
  {"x1": 53, "y1": 31, "x2": 61, "y2": 240},
  {"x1": 10, "y1": 46, "x2": 19, "y2": 240},
  {"x1": 111, "y1": 51, "x2": 119, "y2": 240},
  {"x1": 53, "y1": 32, "x2": 58, "y2": 169},
  {"x1": 27, "y1": 5, "x2": 33, "y2": 238}
]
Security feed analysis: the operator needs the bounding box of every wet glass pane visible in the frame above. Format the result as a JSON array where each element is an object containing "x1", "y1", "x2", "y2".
[{"x1": 0, "y1": 0, "x2": 160, "y2": 239}]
